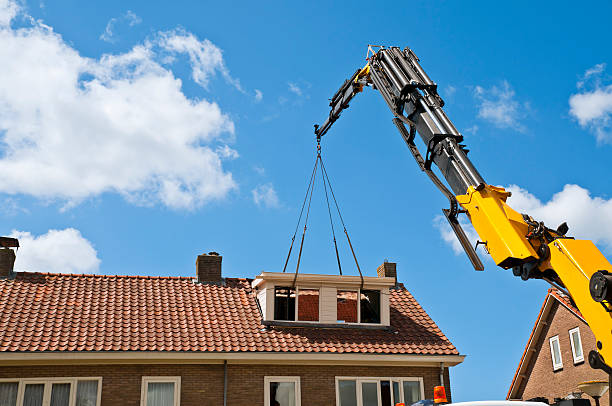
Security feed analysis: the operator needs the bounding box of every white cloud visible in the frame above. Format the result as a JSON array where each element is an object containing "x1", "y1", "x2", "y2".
[
  {"x1": 434, "y1": 215, "x2": 480, "y2": 255},
  {"x1": 0, "y1": 2, "x2": 239, "y2": 210},
  {"x1": 100, "y1": 10, "x2": 142, "y2": 43},
  {"x1": 252, "y1": 183, "x2": 280, "y2": 208},
  {"x1": 473, "y1": 81, "x2": 525, "y2": 131},
  {"x1": 0, "y1": 0, "x2": 19, "y2": 27},
  {"x1": 9, "y1": 228, "x2": 100, "y2": 274},
  {"x1": 437, "y1": 184, "x2": 612, "y2": 256},
  {"x1": 159, "y1": 29, "x2": 243, "y2": 92},
  {"x1": 443, "y1": 85, "x2": 456, "y2": 99},
  {"x1": 288, "y1": 82, "x2": 302, "y2": 96},
  {"x1": 254, "y1": 89, "x2": 263, "y2": 102},
  {"x1": 507, "y1": 184, "x2": 612, "y2": 250},
  {"x1": 569, "y1": 63, "x2": 612, "y2": 143}
]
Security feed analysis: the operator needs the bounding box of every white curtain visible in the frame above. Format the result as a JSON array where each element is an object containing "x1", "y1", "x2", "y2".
[
  {"x1": 147, "y1": 382, "x2": 174, "y2": 406},
  {"x1": 50, "y1": 383, "x2": 70, "y2": 406},
  {"x1": 22, "y1": 384, "x2": 44, "y2": 406},
  {"x1": 76, "y1": 381, "x2": 98, "y2": 406},
  {"x1": 0, "y1": 382, "x2": 18, "y2": 406},
  {"x1": 403, "y1": 381, "x2": 421, "y2": 405},
  {"x1": 271, "y1": 382, "x2": 296, "y2": 406}
]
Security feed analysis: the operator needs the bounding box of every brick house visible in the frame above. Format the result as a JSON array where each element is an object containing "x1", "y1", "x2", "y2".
[
  {"x1": 507, "y1": 288, "x2": 609, "y2": 405},
  {"x1": 0, "y1": 248, "x2": 463, "y2": 406}
]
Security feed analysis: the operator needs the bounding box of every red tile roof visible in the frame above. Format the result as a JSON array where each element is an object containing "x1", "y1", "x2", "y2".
[{"x1": 0, "y1": 272, "x2": 458, "y2": 355}]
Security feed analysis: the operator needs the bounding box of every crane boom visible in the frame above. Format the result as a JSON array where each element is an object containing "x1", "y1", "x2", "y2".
[{"x1": 314, "y1": 45, "x2": 612, "y2": 374}]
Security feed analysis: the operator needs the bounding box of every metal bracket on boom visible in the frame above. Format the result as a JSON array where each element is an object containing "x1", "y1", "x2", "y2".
[{"x1": 392, "y1": 117, "x2": 484, "y2": 271}]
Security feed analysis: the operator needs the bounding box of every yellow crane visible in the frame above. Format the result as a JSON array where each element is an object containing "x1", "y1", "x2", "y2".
[{"x1": 314, "y1": 45, "x2": 612, "y2": 375}]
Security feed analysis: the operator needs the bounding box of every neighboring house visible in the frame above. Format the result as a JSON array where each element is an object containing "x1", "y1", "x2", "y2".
[
  {"x1": 0, "y1": 247, "x2": 464, "y2": 406},
  {"x1": 507, "y1": 288, "x2": 608, "y2": 405}
]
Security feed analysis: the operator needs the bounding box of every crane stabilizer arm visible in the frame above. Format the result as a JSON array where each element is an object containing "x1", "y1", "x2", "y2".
[{"x1": 314, "y1": 45, "x2": 612, "y2": 373}]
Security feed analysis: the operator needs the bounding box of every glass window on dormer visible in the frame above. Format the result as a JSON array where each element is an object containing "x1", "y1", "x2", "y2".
[
  {"x1": 274, "y1": 287, "x2": 296, "y2": 321},
  {"x1": 360, "y1": 290, "x2": 381, "y2": 324}
]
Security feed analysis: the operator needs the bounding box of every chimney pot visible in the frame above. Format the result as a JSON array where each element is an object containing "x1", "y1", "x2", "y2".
[
  {"x1": 196, "y1": 252, "x2": 222, "y2": 284},
  {"x1": 377, "y1": 261, "x2": 397, "y2": 284},
  {"x1": 0, "y1": 248, "x2": 16, "y2": 278}
]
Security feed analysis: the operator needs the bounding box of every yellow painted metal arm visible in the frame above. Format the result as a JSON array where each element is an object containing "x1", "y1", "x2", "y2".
[{"x1": 458, "y1": 184, "x2": 612, "y2": 370}]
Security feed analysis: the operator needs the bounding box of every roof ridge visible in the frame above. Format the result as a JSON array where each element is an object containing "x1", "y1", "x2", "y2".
[{"x1": 14, "y1": 271, "x2": 250, "y2": 282}]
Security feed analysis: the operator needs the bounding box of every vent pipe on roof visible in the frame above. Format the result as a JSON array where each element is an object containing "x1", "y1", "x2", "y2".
[{"x1": 196, "y1": 252, "x2": 223, "y2": 284}]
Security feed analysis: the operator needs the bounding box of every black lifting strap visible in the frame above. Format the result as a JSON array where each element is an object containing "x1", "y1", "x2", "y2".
[
  {"x1": 282, "y1": 154, "x2": 318, "y2": 273},
  {"x1": 319, "y1": 154, "x2": 364, "y2": 290},
  {"x1": 282, "y1": 138, "x2": 364, "y2": 291}
]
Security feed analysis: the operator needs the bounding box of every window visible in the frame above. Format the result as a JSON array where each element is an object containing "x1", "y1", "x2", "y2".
[
  {"x1": 274, "y1": 287, "x2": 321, "y2": 322},
  {"x1": 569, "y1": 327, "x2": 584, "y2": 364},
  {"x1": 264, "y1": 376, "x2": 300, "y2": 406},
  {"x1": 141, "y1": 377, "x2": 180, "y2": 406},
  {"x1": 337, "y1": 290, "x2": 358, "y2": 323},
  {"x1": 274, "y1": 287, "x2": 296, "y2": 321},
  {"x1": 0, "y1": 378, "x2": 101, "y2": 406},
  {"x1": 337, "y1": 290, "x2": 381, "y2": 324},
  {"x1": 336, "y1": 377, "x2": 423, "y2": 406},
  {"x1": 549, "y1": 335, "x2": 563, "y2": 370},
  {"x1": 297, "y1": 289, "x2": 319, "y2": 322},
  {"x1": 360, "y1": 290, "x2": 381, "y2": 324}
]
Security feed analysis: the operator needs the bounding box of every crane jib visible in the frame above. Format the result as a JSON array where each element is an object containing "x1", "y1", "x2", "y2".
[{"x1": 313, "y1": 45, "x2": 612, "y2": 374}]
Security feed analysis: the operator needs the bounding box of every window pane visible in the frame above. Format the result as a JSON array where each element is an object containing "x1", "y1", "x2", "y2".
[
  {"x1": 50, "y1": 383, "x2": 71, "y2": 406},
  {"x1": 147, "y1": 382, "x2": 175, "y2": 406},
  {"x1": 274, "y1": 287, "x2": 296, "y2": 321},
  {"x1": 572, "y1": 330, "x2": 583, "y2": 359},
  {"x1": 297, "y1": 289, "x2": 319, "y2": 322},
  {"x1": 403, "y1": 381, "x2": 421, "y2": 404},
  {"x1": 552, "y1": 338, "x2": 561, "y2": 364},
  {"x1": 269, "y1": 382, "x2": 296, "y2": 406},
  {"x1": 338, "y1": 380, "x2": 357, "y2": 406},
  {"x1": 361, "y1": 382, "x2": 378, "y2": 406},
  {"x1": 76, "y1": 380, "x2": 99, "y2": 406},
  {"x1": 360, "y1": 290, "x2": 381, "y2": 324},
  {"x1": 380, "y1": 381, "x2": 391, "y2": 406},
  {"x1": 0, "y1": 382, "x2": 18, "y2": 406},
  {"x1": 23, "y1": 384, "x2": 44, "y2": 406},
  {"x1": 337, "y1": 290, "x2": 358, "y2": 323},
  {"x1": 392, "y1": 381, "x2": 401, "y2": 406}
]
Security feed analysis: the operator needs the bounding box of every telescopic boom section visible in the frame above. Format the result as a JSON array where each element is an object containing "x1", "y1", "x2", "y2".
[{"x1": 314, "y1": 45, "x2": 612, "y2": 373}]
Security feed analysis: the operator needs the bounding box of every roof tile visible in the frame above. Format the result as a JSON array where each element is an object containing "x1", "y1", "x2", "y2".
[{"x1": 0, "y1": 272, "x2": 458, "y2": 355}]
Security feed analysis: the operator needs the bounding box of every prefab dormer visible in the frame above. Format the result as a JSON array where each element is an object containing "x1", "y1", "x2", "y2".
[{"x1": 252, "y1": 267, "x2": 396, "y2": 328}]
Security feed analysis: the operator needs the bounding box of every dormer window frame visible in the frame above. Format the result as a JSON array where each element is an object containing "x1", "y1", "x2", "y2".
[
  {"x1": 273, "y1": 285, "x2": 322, "y2": 323},
  {"x1": 253, "y1": 272, "x2": 394, "y2": 328}
]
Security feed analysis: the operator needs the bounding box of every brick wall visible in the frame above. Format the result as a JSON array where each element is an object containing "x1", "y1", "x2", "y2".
[
  {"x1": 517, "y1": 301, "x2": 608, "y2": 405},
  {"x1": 0, "y1": 362, "x2": 451, "y2": 406}
]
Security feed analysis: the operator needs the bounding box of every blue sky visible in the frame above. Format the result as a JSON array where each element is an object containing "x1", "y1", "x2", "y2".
[{"x1": 1, "y1": 0, "x2": 612, "y2": 401}]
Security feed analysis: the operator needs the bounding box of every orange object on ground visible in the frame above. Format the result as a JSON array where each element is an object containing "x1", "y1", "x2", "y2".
[{"x1": 434, "y1": 386, "x2": 448, "y2": 403}]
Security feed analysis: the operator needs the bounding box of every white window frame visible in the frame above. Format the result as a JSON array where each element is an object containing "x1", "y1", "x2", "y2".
[
  {"x1": 549, "y1": 335, "x2": 563, "y2": 371},
  {"x1": 335, "y1": 376, "x2": 424, "y2": 406},
  {"x1": 0, "y1": 377, "x2": 102, "y2": 406},
  {"x1": 264, "y1": 376, "x2": 301, "y2": 406},
  {"x1": 336, "y1": 289, "x2": 382, "y2": 325},
  {"x1": 140, "y1": 376, "x2": 181, "y2": 406},
  {"x1": 569, "y1": 326, "x2": 585, "y2": 364}
]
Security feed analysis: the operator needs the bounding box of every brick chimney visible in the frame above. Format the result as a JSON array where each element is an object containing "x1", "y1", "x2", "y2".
[
  {"x1": 377, "y1": 260, "x2": 397, "y2": 284},
  {"x1": 0, "y1": 248, "x2": 16, "y2": 278},
  {"x1": 196, "y1": 252, "x2": 222, "y2": 284}
]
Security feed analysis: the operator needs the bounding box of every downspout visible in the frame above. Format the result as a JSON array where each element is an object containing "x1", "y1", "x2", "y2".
[
  {"x1": 224, "y1": 360, "x2": 228, "y2": 406},
  {"x1": 439, "y1": 362, "x2": 445, "y2": 387}
]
